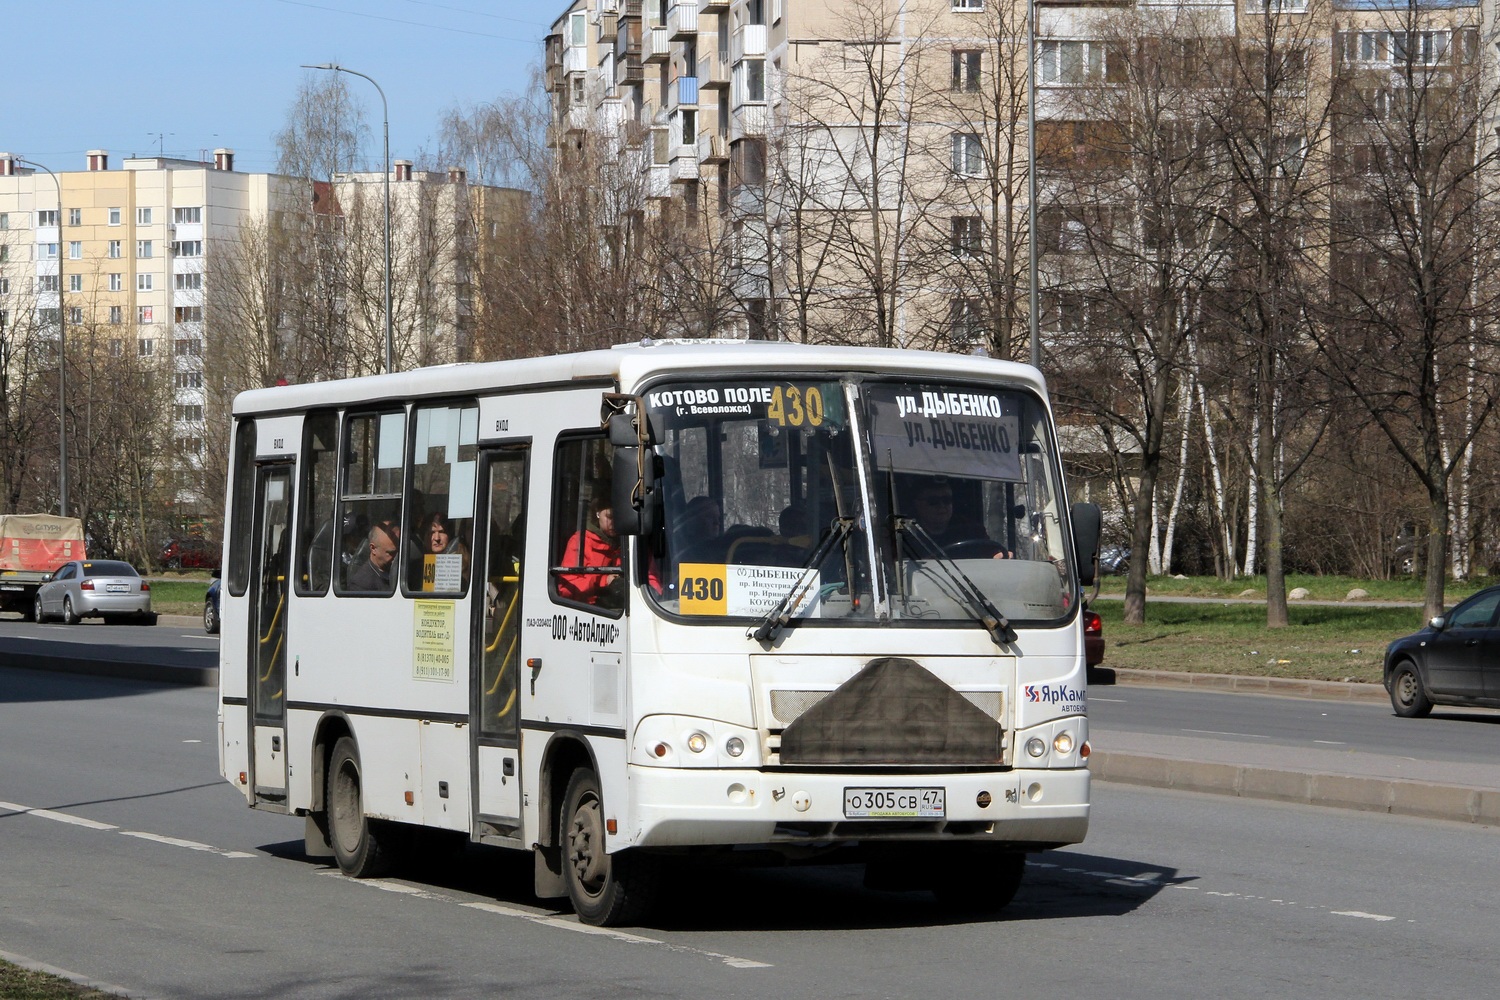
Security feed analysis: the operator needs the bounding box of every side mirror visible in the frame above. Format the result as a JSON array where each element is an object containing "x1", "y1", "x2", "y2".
[
  {"x1": 608, "y1": 412, "x2": 658, "y2": 536},
  {"x1": 1070, "y1": 502, "x2": 1102, "y2": 587},
  {"x1": 1429, "y1": 615, "x2": 1445, "y2": 630}
]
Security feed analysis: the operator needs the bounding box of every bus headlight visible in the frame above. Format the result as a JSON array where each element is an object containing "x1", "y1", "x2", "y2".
[
  {"x1": 687, "y1": 732, "x2": 708, "y2": 754},
  {"x1": 725, "y1": 737, "x2": 745, "y2": 757},
  {"x1": 1026, "y1": 737, "x2": 1047, "y2": 758},
  {"x1": 632, "y1": 715, "x2": 762, "y2": 768},
  {"x1": 1053, "y1": 732, "x2": 1074, "y2": 755}
]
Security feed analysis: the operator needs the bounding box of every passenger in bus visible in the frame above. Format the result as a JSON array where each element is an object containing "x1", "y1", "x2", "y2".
[
  {"x1": 557, "y1": 494, "x2": 622, "y2": 607},
  {"x1": 417, "y1": 510, "x2": 471, "y2": 589},
  {"x1": 673, "y1": 496, "x2": 725, "y2": 562},
  {"x1": 347, "y1": 520, "x2": 400, "y2": 591},
  {"x1": 910, "y1": 479, "x2": 1012, "y2": 558}
]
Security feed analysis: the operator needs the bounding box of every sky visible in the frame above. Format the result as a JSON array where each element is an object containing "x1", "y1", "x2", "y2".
[{"x1": 5, "y1": 0, "x2": 559, "y2": 176}]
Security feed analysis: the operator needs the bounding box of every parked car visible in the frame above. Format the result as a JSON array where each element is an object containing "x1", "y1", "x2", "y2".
[
  {"x1": 1084, "y1": 608, "x2": 1104, "y2": 667},
  {"x1": 1384, "y1": 585, "x2": 1500, "y2": 717},
  {"x1": 204, "y1": 578, "x2": 221, "y2": 635},
  {"x1": 34, "y1": 559, "x2": 156, "y2": 625},
  {"x1": 1098, "y1": 545, "x2": 1130, "y2": 576},
  {"x1": 160, "y1": 538, "x2": 216, "y2": 570}
]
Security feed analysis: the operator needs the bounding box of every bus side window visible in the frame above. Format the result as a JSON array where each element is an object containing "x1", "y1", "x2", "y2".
[
  {"x1": 226, "y1": 419, "x2": 257, "y2": 597},
  {"x1": 405, "y1": 402, "x2": 478, "y2": 596},
  {"x1": 550, "y1": 435, "x2": 623, "y2": 615},
  {"x1": 296, "y1": 411, "x2": 339, "y2": 596},
  {"x1": 336, "y1": 410, "x2": 405, "y2": 596}
]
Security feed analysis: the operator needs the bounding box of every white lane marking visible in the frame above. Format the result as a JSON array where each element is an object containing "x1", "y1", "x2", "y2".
[
  {"x1": 182, "y1": 739, "x2": 202, "y2": 744},
  {"x1": 1332, "y1": 910, "x2": 1395, "y2": 922},
  {"x1": 1181, "y1": 729, "x2": 1271, "y2": 739},
  {"x1": 1089, "y1": 697, "x2": 1128, "y2": 703},
  {"x1": 120, "y1": 830, "x2": 256, "y2": 859},
  {"x1": 318, "y1": 872, "x2": 770, "y2": 968},
  {"x1": 1313, "y1": 740, "x2": 1346, "y2": 745},
  {"x1": 0, "y1": 800, "x2": 118, "y2": 831}
]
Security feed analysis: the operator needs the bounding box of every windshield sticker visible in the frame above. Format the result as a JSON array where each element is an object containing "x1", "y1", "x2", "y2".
[
  {"x1": 646, "y1": 384, "x2": 834, "y2": 429},
  {"x1": 679, "y1": 563, "x2": 821, "y2": 618},
  {"x1": 869, "y1": 390, "x2": 1021, "y2": 480}
]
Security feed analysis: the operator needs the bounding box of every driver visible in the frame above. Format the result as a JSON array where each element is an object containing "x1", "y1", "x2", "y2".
[{"x1": 910, "y1": 478, "x2": 1012, "y2": 557}]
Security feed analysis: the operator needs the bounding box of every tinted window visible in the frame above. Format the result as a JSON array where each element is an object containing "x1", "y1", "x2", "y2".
[
  {"x1": 1449, "y1": 590, "x2": 1500, "y2": 629},
  {"x1": 228, "y1": 419, "x2": 258, "y2": 596},
  {"x1": 82, "y1": 561, "x2": 138, "y2": 577}
]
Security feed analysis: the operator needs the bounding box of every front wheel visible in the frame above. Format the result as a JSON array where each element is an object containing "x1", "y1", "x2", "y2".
[
  {"x1": 931, "y1": 847, "x2": 1026, "y2": 915},
  {"x1": 562, "y1": 767, "x2": 658, "y2": 926},
  {"x1": 326, "y1": 736, "x2": 398, "y2": 877},
  {"x1": 1390, "y1": 661, "x2": 1433, "y2": 718},
  {"x1": 33, "y1": 595, "x2": 47, "y2": 624},
  {"x1": 203, "y1": 599, "x2": 219, "y2": 634}
]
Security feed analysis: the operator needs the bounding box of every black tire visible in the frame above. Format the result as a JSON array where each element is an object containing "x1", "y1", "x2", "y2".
[
  {"x1": 930, "y1": 848, "x2": 1026, "y2": 915},
  {"x1": 203, "y1": 599, "x2": 219, "y2": 634},
  {"x1": 562, "y1": 767, "x2": 658, "y2": 926},
  {"x1": 62, "y1": 596, "x2": 79, "y2": 625},
  {"x1": 33, "y1": 595, "x2": 47, "y2": 624},
  {"x1": 1390, "y1": 661, "x2": 1433, "y2": 718},
  {"x1": 326, "y1": 736, "x2": 396, "y2": 878}
]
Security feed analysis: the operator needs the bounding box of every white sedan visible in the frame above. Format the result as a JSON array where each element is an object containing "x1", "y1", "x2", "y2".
[{"x1": 35, "y1": 560, "x2": 157, "y2": 625}]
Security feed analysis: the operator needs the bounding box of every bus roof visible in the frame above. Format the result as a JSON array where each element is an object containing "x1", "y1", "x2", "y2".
[{"x1": 231, "y1": 341, "x2": 1047, "y2": 417}]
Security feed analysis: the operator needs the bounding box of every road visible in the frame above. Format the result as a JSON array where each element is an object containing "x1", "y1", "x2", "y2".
[
  {"x1": 0, "y1": 615, "x2": 217, "y2": 683},
  {"x1": 3, "y1": 666, "x2": 1499, "y2": 999}
]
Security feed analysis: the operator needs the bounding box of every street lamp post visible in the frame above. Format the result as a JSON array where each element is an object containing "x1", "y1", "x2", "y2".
[
  {"x1": 302, "y1": 62, "x2": 394, "y2": 374},
  {"x1": 1026, "y1": 0, "x2": 1041, "y2": 369},
  {"x1": 18, "y1": 157, "x2": 66, "y2": 516}
]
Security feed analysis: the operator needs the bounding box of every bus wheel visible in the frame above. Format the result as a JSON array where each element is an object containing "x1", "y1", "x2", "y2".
[
  {"x1": 931, "y1": 847, "x2": 1025, "y2": 915},
  {"x1": 562, "y1": 767, "x2": 657, "y2": 927},
  {"x1": 327, "y1": 736, "x2": 395, "y2": 878}
]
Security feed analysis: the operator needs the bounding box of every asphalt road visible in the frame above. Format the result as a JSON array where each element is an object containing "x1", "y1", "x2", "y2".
[
  {"x1": 0, "y1": 615, "x2": 217, "y2": 683},
  {"x1": 3, "y1": 667, "x2": 1500, "y2": 999}
]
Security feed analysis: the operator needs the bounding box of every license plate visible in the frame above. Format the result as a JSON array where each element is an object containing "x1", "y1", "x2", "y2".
[
  {"x1": 106, "y1": 584, "x2": 129, "y2": 593},
  {"x1": 843, "y1": 787, "x2": 945, "y2": 819}
]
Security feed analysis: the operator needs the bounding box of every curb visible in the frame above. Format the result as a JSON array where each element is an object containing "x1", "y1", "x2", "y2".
[
  {"x1": 1091, "y1": 750, "x2": 1500, "y2": 827},
  {"x1": 1102, "y1": 666, "x2": 1390, "y2": 703}
]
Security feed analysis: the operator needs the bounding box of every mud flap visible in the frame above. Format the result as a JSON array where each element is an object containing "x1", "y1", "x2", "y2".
[{"x1": 534, "y1": 843, "x2": 566, "y2": 898}]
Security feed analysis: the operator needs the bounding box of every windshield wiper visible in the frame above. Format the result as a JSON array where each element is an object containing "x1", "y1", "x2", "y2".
[
  {"x1": 893, "y1": 517, "x2": 1017, "y2": 646},
  {"x1": 749, "y1": 516, "x2": 855, "y2": 642}
]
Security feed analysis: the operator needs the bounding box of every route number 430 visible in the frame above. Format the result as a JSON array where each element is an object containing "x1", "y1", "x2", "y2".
[{"x1": 766, "y1": 385, "x2": 824, "y2": 428}]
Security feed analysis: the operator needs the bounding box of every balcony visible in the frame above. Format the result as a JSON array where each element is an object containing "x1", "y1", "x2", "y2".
[
  {"x1": 697, "y1": 132, "x2": 728, "y2": 163},
  {"x1": 667, "y1": 0, "x2": 698, "y2": 38},
  {"x1": 700, "y1": 0, "x2": 728, "y2": 9},
  {"x1": 564, "y1": 45, "x2": 589, "y2": 74},
  {"x1": 670, "y1": 144, "x2": 699, "y2": 181},
  {"x1": 621, "y1": 0, "x2": 642, "y2": 19},
  {"x1": 644, "y1": 24, "x2": 670, "y2": 62},
  {"x1": 620, "y1": 51, "x2": 644, "y2": 85},
  {"x1": 669, "y1": 75, "x2": 699, "y2": 109},
  {"x1": 644, "y1": 162, "x2": 672, "y2": 199},
  {"x1": 697, "y1": 52, "x2": 729, "y2": 90},
  {"x1": 731, "y1": 23, "x2": 767, "y2": 62},
  {"x1": 598, "y1": 13, "x2": 617, "y2": 41},
  {"x1": 733, "y1": 103, "x2": 767, "y2": 138}
]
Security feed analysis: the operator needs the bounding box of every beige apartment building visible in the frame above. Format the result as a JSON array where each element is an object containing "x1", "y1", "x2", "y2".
[{"x1": 544, "y1": 0, "x2": 1489, "y2": 351}]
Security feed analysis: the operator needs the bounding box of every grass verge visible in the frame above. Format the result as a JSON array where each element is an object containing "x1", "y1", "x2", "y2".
[
  {"x1": 145, "y1": 578, "x2": 209, "y2": 617},
  {"x1": 1093, "y1": 600, "x2": 1424, "y2": 684},
  {"x1": 1095, "y1": 572, "x2": 1484, "y2": 603},
  {"x1": 0, "y1": 960, "x2": 115, "y2": 999}
]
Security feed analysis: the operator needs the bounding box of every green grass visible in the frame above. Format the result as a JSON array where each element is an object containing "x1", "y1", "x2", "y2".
[
  {"x1": 1095, "y1": 572, "x2": 1485, "y2": 603},
  {"x1": 1093, "y1": 600, "x2": 1426, "y2": 684},
  {"x1": 144, "y1": 578, "x2": 210, "y2": 617},
  {"x1": 0, "y1": 960, "x2": 116, "y2": 999}
]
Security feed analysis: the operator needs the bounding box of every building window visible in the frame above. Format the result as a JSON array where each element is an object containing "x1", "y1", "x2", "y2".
[
  {"x1": 951, "y1": 215, "x2": 983, "y2": 256},
  {"x1": 0, "y1": 246, "x2": 7, "y2": 262},
  {"x1": 37, "y1": 210, "x2": 58, "y2": 227},
  {"x1": 137, "y1": 240, "x2": 153, "y2": 259},
  {"x1": 569, "y1": 10, "x2": 585, "y2": 46},
  {"x1": 170, "y1": 240, "x2": 203, "y2": 257},
  {"x1": 138, "y1": 274, "x2": 154, "y2": 292},
  {"x1": 1040, "y1": 40, "x2": 1113, "y2": 85},
  {"x1": 0, "y1": 278, "x2": 8, "y2": 294},
  {"x1": 173, "y1": 207, "x2": 202, "y2": 224},
  {"x1": 110, "y1": 306, "x2": 123, "y2": 325},
  {"x1": 952, "y1": 50, "x2": 981, "y2": 91},
  {"x1": 175, "y1": 371, "x2": 203, "y2": 389},
  {"x1": 571, "y1": 75, "x2": 585, "y2": 106},
  {"x1": 682, "y1": 109, "x2": 697, "y2": 145},
  {"x1": 108, "y1": 240, "x2": 122, "y2": 258},
  {"x1": 37, "y1": 275, "x2": 59, "y2": 292},
  {"x1": 108, "y1": 338, "x2": 122, "y2": 356},
  {"x1": 40, "y1": 243, "x2": 58, "y2": 259},
  {"x1": 38, "y1": 308, "x2": 60, "y2": 327},
  {"x1": 69, "y1": 274, "x2": 82, "y2": 292},
  {"x1": 68, "y1": 208, "x2": 81, "y2": 226},
  {"x1": 175, "y1": 436, "x2": 204, "y2": 456},
  {"x1": 69, "y1": 241, "x2": 82, "y2": 259},
  {"x1": 109, "y1": 207, "x2": 121, "y2": 226},
  {"x1": 952, "y1": 133, "x2": 984, "y2": 176},
  {"x1": 952, "y1": 0, "x2": 984, "y2": 8},
  {"x1": 949, "y1": 297, "x2": 985, "y2": 349},
  {"x1": 174, "y1": 405, "x2": 204, "y2": 422},
  {"x1": 0, "y1": 213, "x2": 8, "y2": 230},
  {"x1": 174, "y1": 272, "x2": 202, "y2": 291},
  {"x1": 109, "y1": 273, "x2": 123, "y2": 291},
  {"x1": 736, "y1": 58, "x2": 765, "y2": 103},
  {"x1": 138, "y1": 337, "x2": 156, "y2": 357},
  {"x1": 138, "y1": 306, "x2": 154, "y2": 324},
  {"x1": 175, "y1": 337, "x2": 202, "y2": 356},
  {"x1": 137, "y1": 207, "x2": 152, "y2": 225},
  {"x1": 174, "y1": 306, "x2": 203, "y2": 324},
  {"x1": 68, "y1": 306, "x2": 82, "y2": 324}
]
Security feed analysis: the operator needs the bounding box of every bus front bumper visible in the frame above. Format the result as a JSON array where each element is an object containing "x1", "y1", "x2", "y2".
[{"x1": 622, "y1": 765, "x2": 1089, "y2": 850}]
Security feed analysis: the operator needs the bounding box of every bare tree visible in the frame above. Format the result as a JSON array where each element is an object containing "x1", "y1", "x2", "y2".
[{"x1": 276, "y1": 73, "x2": 369, "y2": 181}]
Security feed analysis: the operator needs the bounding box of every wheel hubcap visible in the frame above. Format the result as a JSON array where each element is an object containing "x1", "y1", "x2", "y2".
[
  {"x1": 1399, "y1": 672, "x2": 1417, "y2": 705},
  {"x1": 331, "y1": 759, "x2": 362, "y2": 853},
  {"x1": 567, "y1": 793, "x2": 607, "y2": 896}
]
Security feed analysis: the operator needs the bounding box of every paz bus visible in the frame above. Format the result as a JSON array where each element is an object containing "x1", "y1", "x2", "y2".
[{"x1": 216, "y1": 340, "x2": 1101, "y2": 926}]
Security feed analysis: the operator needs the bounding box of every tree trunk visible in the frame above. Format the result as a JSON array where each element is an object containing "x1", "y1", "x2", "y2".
[
  {"x1": 1423, "y1": 488, "x2": 1449, "y2": 621},
  {"x1": 1123, "y1": 459, "x2": 1159, "y2": 626}
]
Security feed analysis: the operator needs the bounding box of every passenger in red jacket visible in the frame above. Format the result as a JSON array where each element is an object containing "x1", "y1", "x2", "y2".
[{"x1": 558, "y1": 496, "x2": 621, "y2": 606}]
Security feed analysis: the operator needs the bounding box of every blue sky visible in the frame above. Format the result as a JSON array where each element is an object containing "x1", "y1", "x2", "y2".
[{"x1": 6, "y1": 0, "x2": 556, "y2": 175}]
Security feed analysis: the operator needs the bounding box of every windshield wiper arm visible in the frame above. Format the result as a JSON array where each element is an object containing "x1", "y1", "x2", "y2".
[
  {"x1": 894, "y1": 517, "x2": 1017, "y2": 646},
  {"x1": 749, "y1": 517, "x2": 855, "y2": 642}
]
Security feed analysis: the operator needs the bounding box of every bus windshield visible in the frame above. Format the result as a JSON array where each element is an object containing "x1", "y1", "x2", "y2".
[{"x1": 641, "y1": 376, "x2": 1074, "y2": 629}]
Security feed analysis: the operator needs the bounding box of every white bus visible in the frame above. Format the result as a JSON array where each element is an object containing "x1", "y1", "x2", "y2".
[{"x1": 217, "y1": 341, "x2": 1101, "y2": 926}]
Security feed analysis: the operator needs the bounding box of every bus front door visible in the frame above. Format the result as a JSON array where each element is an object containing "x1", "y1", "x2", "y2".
[
  {"x1": 471, "y1": 448, "x2": 528, "y2": 835},
  {"x1": 249, "y1": 464, "x2": 292, "y2": 804}
]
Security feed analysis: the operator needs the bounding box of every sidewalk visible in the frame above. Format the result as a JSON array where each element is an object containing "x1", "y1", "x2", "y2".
[{"x1": 1093, "y1": 667, "x2": 1500, "y2": 827}]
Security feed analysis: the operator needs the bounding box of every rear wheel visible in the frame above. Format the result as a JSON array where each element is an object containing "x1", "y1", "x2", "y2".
[
  {"x1": 62, "y1": 597, "x2": 79, "y2": 625},
  {"x1": 930, "y1": 847, "x2": 1026, "y2": 915},
  {"x1": 1390, "y1": 661, "x2": 1433, "y2": 718},
  {"x1": 562, "y1": 767, "x2": 658, "y2": 926},
  {"x1": 326, "y1": 736, "x2": 397, "y2": 878}
]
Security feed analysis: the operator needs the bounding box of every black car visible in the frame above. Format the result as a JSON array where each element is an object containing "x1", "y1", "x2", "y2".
[
  {"x1": 204, "y1": 578, "x2": 221, "y2": 635},
  {"x1": 1384, "y1": 585, "x2": 1500, "y2": 717}
]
